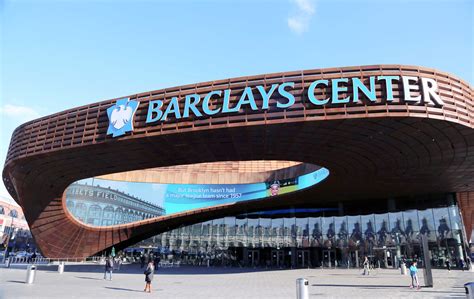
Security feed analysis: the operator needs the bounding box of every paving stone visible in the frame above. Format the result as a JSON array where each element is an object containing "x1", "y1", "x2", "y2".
[{"x1": 0, "y1": 264, "x2": 471, "y2": 298}]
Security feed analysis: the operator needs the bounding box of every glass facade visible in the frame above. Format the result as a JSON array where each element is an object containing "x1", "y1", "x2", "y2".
[{"x1": 132, "y1": 205, "x2": 468, "y2": 269}]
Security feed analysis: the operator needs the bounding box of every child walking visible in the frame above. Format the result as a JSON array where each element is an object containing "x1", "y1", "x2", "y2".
[{"x1": 409, "y1": 261, "x2": 420, "y2": 290}]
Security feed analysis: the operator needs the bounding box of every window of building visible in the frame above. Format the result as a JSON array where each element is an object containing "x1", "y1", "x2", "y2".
[
  {"x1": 87, "y1": 205, "x2": 102, "y2": 226},
  {"x1": 74, "y1": 203, "x2": 87, "y2": 221},
  {"x1": 102, "y1": 206, "x2": 115, "y2": 221},
  {"x1": 9, "y1": 209, "x2": 18, "y2": 218},
  {"x1": 115, "y1": 208, "x2": 123, "y2": 224}
]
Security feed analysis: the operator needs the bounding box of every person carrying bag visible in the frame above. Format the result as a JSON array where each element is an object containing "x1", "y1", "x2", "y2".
[{"x1": 144, "y1": 261, "x2": 155, "y2": 293}]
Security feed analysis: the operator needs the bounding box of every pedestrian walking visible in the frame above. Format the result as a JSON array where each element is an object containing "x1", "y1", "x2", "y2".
[
  {"x1": 466, "y1": 256, "x2": 472, "y2": 271},
  {"x1": 154, "y1": 254, "x2": 161, "y2": 268},
  {"x1": 409, "y1": 261, "x2": 420, "y2": 290},
  {"x1": 140, "y1": 254, "x2": 146, "y2": 269},
  {"x1": 113, "y1": 256, "x2": 122, "y2": 271},
  {"x1": 144, "y1": 261, "x2": 155, "y2": 293},
  {"x1": 459, "y1": 258, "x2": 465, "y2": 271},
  {"x1": 104, "y1": 256, "x2": 113, "y2": 280},
  {"x1": 445, "y1": 259, "x2": 451, "y2": 272},
  {"x1": 362, "y1": 256, "x2": 370, "y2": 275}
]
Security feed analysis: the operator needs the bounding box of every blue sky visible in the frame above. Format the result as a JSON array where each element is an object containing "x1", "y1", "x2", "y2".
[{"x1": 0, "y1": 0, "x2": 472, "y2": 199}]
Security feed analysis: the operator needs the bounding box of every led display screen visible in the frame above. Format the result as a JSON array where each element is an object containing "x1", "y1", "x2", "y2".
[{"x1": 65, "y1": 168, "x2": 329, "y2": 226}]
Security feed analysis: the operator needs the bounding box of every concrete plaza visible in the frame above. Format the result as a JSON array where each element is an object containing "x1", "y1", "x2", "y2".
[{"x1": 0, "y1": 264, "x2": 471, "y2": 299}]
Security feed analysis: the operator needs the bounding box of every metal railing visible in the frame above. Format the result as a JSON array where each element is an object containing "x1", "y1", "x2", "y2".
[{"x1": 2, "y1": 256, "x2": 104, "y2": 266}]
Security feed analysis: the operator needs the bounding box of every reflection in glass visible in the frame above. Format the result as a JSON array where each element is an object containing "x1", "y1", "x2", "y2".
[
  {"x1": 322, "y1": 217, "x2": 335, "y2": 247},
  {"x1": 418, "y1": 209, "x2": 436, "y2": 241},
  {"x1": 373, "y1": 213, "x2": 386, "y2": 235},
  {"x1": 295, "y1": 218, "x2": 309, "y2": 248},
  {"x1": 361, "y1": 214, "x2": 375, "y2": 258},
  {"x1": 224, "y1": 217, "x2": 235, "y2": 236},
  {"x1": 348, "y1": 215, "x2": 362, "y2": 247},
  {"x1": 389, "y1": 212, "x2": 404, "y2": 234},
  {"x1": 361, "y1": 215, "x2": 375, "y2": 243},
  {"x1": 377, "y1": 219, "x2": 390, "y2": 247},
  {"x1": 284, "y1": 218, "x2": 296, "y2": 247},
  {"x1": 180, "y1": 225, "x2": 190, "y2": 251},
  {"x1": 235, "y1": 218, "x2": 247, "y2": 247},
  {"x1": 334, "y1": 216, "x2": 348, "y2": 247},
  {"x1": 309, "y1": 217, "x2": 322, "y2": 247},
  {"x1": 128, "y1": 202, "x2": 466, "y2": 269},
  {"x1": 389, "y1": 212, "x2": 404, "y2": 245},
  {"x1": 437, "y1": 218, "x2": 450, "y2": 239},
  {"x1": 272, "y1": 218, "x2": 284, "y2": 248},
  {"x1": 190, "y1": 223, "x2": 202, "y2": 249},
  {"x1": 402, "y1": 210, "x2": 418, "y2": 242},
  {"x1": 247, "y1": 219, "x2": 258, "y2": 247},
  {"x1": 211, "y1": 218, "x2": 222, "y2": 249},
  {"x1": 432, "y1": 208, "x2": 450, "y2": 239},
  {"x1": 260, "y1": 218, "x2": 271, "y2": 247}
]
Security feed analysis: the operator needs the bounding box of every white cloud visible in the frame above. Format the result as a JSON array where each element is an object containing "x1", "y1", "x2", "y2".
[
  {"x1": 288, "y1": 16, "x2": 308, "y2": 35},
  {"x1": 0, "y1": 104, "x2": 41, "y2": 122},
  {"x1": 288, "y1": 0, "x2": 316, "y2": 35},
  {"x1": 294, "y1": 0, "x2": 316, "y2": 14}
]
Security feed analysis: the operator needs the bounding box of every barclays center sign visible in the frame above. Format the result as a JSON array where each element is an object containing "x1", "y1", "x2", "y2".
[{"x1": 107, "y1": 75, "x2": 444, "y2": 137}]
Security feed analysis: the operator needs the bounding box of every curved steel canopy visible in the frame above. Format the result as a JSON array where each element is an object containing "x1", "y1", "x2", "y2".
[{"x1": 3, "y1": 65, "x2": 473, "y2": 258}]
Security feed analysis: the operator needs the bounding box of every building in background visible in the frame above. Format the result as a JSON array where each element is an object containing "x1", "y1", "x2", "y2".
[
  {"x1": 66, "y1": 183, "x2": 165, "y2": 226},
  {"x1": 0, "y1": 196, "x2": 34, "y2": 253}
]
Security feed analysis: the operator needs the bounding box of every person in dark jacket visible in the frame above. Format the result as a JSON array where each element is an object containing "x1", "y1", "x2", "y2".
[
  {"x1": 445, "y1": 259, "x2": 451, "y2": 272},
  {"x1": 144, "y1": 261, "x2": 155, "y2": 293},
  {"x1": 140, "y1": 254, "x2": 146, "y2": 268},
  {"x1": 154, "y1": 255, "x2": 161, "y2": 268},
  {"x1": 104, "y1": 256, "x2": 113, "y2": 280}
]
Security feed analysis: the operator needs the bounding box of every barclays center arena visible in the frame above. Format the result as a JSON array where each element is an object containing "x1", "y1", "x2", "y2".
[{"x1": 3, "y1": 65, "x2": 473, "y2": 270}]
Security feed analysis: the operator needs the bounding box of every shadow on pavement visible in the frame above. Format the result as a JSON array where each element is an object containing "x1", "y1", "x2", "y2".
[
  {"x1": 37, "y1": 264, "x2": 287, "y2": 275},
  {"x1": 105, "y1": 287, "x2": 163, "y2": 293},
  {"x1": 312, "y1": 283, "x2": 407, "y2": 288},
  {"x1": 414, "y1": 290, "x2": 465, "y2": 294},
  {"x1": 7, "y1": 280, "x2": 25, "y2": 284},
  {"x1": 75, "y1": 276, "x2": 104, "y2": 280},
  {"x1": 104, "y1": 287, "x2": 144, "y2": 293}
]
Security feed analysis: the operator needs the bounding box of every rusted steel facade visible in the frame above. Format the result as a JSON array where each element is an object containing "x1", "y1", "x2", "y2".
[{"x1": 3, "y1": 65, "x2": 473, "y2": 258}]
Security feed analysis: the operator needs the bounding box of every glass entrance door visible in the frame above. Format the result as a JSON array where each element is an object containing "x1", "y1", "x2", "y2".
[
  {"x1": 271, "y1": 250, "x2": 284, "y2": 268},
  {"x1": 248, "y1": 249, "x2": 260, "y2": 267},
  {"x1": 323, "y1": 249, "x2": 336, "y2": 268},
  {"x1": 297, "y1": 250, "x2": 310, "y2": 268}
]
